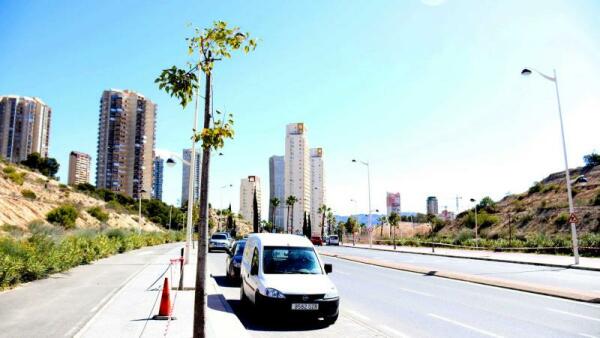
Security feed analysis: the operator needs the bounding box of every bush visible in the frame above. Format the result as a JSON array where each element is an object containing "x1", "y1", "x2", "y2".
[
  {"x1": 21, "y1": 189, "x2": 37, "y2": 200},
  {"x1": 2, "y1": 166, "x2": 16, "y2": 174},
  {"x1": 554, "y1": 212, "x2": 569, "y2": 227},
  {"x1": 87, "y1": 206, "x2": 109, "y2": 222},
  {"x1": 0, "y1": 229, "x2": 185, "y2": 289},
  {"x1": 3, "y1": 166, "x2": 26, "y2": 185},
  {"x1": 528, "y1": 181, "x2": 543, "y2": 194},
  {"x1": 46, "y1": 205, "x2": 79, "y2": 229},
  {"x1": 584, "y1": 152, "x2": 600, "y2": 167},
  {"x1": 87, "y1": 207, "x2": 108, "y2": 223},
  {"x1": 593, "y1": 193, "x2": 600, "y2": 206}
]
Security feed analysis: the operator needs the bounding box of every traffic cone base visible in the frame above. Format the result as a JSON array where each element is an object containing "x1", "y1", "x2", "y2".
[{"x1": 152, "y1": 277, "x2": 177, "y2": 320}]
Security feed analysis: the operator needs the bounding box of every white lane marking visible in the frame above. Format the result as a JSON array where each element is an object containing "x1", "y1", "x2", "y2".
[
  {"x1": 579, "y1": 333, "x2": 599, "y2": 338},
  {"x1": 346, "y1": 309, "x2": 371, "y2": 322},
  {"x1": 89, "y1": 292, "x2": 113, "y2": 313},
  {"x1": 396, "y1": 287, "x2": 434, "y2": 297},
  {"x1": 546, "y1": 308, "x2": 600, "y2": 322},
  {"x1": 379, "y1": 324, "x2": 409, "y2": 337},
  {"x1": 428, "y1": 313, "x2": 503, "y2": 338},
  {"x1": 137, "y1": 252, "x2": 152, "y2": 255}
]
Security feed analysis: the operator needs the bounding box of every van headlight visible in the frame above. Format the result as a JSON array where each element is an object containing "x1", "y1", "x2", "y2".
[
  {"x1": 323, "y1": 288, "x2": 338, "y2": 299},
  {"x1": 264, "y1": 288, "x2": 286, "y2": 299}
]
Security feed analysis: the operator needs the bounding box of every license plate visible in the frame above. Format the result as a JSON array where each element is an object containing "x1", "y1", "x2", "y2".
[{"x1": 291, "y1": 303, "x2": 319, "y2": 310}]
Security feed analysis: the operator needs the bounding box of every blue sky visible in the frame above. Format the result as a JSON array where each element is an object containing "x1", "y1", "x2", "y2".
[{"x1": 1, "y1": 0, "x2": 599, "y2": 218}]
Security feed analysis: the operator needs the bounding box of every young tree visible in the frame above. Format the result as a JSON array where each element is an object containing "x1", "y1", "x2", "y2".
[
  {"x1": 155, "y1": 21, "x2": 256, "y2": 338},
  {"x1": 326, "y1": 211, "x2": 335, "y2": 236},
  {"x1": 270, "y1": 197, "x2": 280, "y2": 233},
  {"x1": 252, "y1": 189, "x2": 259, "y2": 233},
  {"x1": 388, "y1": 212, "x2": 401, "y2": 250},
  {"x1": 286, "y1": 195, "x2": 298, "y2": 234},
  {"x1": 307, "y1": 214, "x2": 312, "y2": 238}
]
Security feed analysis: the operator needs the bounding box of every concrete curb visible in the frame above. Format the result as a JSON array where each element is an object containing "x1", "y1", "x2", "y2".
[
  {"x1": 322, "y1": 252, "x2": 600, "y2": 303},
  {"x1": 339, "y1": 244, "x2": 600, "y2": 272},
  {"x1": 206, "y1": 275, "x2": 250, "y2": 338}
]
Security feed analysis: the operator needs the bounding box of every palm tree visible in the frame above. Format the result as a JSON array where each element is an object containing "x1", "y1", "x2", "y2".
[
  {"x1": 326, "y1": 211, "x2": 335, "y2": 236},
  {"x1": 270, "y1": 197, "x2": 280, "y2": 233},
  {"x1": 286, "y1": 195, "x2": 298, "y2": 234},
  {"x1": 318, "y1": 204, "x2": 331, "y2": 239},
  {"x1": 388, "y1": 212, "x2": 401, "y2": 250},
  {"x1": 379, "y1": 215, "x2": 388, "y2": 237}
]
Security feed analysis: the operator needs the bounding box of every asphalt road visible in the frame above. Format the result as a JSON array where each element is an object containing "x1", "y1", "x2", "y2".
[
  {"x1": 318, "y1": 245, "x2": 600, "y2": 292},
  {"x1": 208, "y1": 251, "x2": 600, "y2": 338},
  {"x1": 0, "y1": 243, "x2": 181, "y2": 338}
]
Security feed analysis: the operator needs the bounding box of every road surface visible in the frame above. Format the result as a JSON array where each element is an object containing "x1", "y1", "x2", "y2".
[{"x1": 208, "y1": 250, "x2": 600, "y2": 338}]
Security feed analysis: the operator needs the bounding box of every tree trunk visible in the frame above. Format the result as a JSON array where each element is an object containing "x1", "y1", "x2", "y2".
[
  {"x1": 321, "y1": 212, "x2": 325, "y2": 239},
  {"x1": 193, "y1": 72, "x2": 211, "y2": 338},
  {"x1": 290, "y1": 205, "x2": 294, "y2": 234}
]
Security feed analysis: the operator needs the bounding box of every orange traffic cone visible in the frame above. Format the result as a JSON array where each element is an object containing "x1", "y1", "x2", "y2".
[{"x1": 153, "y1": 278, "x2": 176, "y2": 320}]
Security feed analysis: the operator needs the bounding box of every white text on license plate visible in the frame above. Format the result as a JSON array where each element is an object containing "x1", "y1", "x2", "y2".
[{"x1": 291, "y1": 303, "x2": 319, "y2": 310}]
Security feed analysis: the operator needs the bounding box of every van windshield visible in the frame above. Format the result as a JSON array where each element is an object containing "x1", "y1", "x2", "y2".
[{"x1": 262, "y1": 246, "x2": 322, "y2": 274}]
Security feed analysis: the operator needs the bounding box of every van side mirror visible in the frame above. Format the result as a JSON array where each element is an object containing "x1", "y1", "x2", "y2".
[{"x1": 324, "y1": 263, "x2": 332, "y2": 274}]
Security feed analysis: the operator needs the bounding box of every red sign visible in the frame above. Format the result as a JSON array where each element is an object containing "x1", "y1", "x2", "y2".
[{"x1": 568, "y1": 213, "x2": 579, "y2": 224}]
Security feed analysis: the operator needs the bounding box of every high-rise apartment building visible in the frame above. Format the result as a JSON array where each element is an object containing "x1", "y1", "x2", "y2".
[
  {"x1": 0, "y1": 95, "x2": 51, "y2": 162},
  {"x1": 68, "y1": 151, "x2": 91, "y2": 186},
  {"x1": 239, "y1": 175, "x2": 262, "y2": 223},
  {"x1": 96, "y1": 89, "x2": 156, "y2": 199},
  {"x1": 152, "y1": 157, "x2": 164, "y2": 201},
  {"x1": 181, "y1": 148, "x2": 201, "y2": 206},
  {"x1": 269, "y1": 155, "x2": 285, "y2": 231},
  {"x1": 427, "y1": 196, "x2": 439, "y2": 215},
  {"x1": 284, "y1": 123, "x2": 311, "y2": 233},
  {"x1": 310, "y1": 148, "x2": 325, "y2": 236}
]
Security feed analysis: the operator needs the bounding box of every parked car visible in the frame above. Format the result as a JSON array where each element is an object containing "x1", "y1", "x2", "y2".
[
  {"x1": 215, "y1": 231, "x2": 234, "y2": 247},
  {"x1": 240, "y1": 234, "x2": 339, "y2": 325},
  {"x1": 327, "y1": 235, "x2": 339, "y2": 246},
  {"x1": 209, "y1": 233, "x2": 231, "y2": 252},
  {"x1": 226, "y1": 240, "x2": 246, "y2": 282},
  {"x1": 310, "y1": 236, "x2": 323, "y2": 246}
]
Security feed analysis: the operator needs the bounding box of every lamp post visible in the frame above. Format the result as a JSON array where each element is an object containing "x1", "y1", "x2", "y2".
[
  {"x1": 138, "y1": 189, "x2": 147, "y2": 234},
  {"x1": 470, "y1": 198, "x2": 478, "y2": 246},
  {"x1": 352, "y1": 159, "x2": 373, "y2": 248},
  {"x1": 521, "y1": 67, "x2": 579, "y2": 265}
]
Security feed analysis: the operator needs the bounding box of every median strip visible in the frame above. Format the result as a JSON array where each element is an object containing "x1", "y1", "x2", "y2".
[{"x1": 321, "y1": 252, "x2": 600, "y2": 303}]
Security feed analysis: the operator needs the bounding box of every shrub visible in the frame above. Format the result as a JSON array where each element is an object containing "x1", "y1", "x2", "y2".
[
  {"x1": 46, "y1": 205, "x2": 79, "y2": 229},
  {"x1": 3, "y1": 167, "x2": 26, "y2": 185},
  {"x1": 2, "y1": 166, "x2": 16, "y2": 174},
  {"x1": 541, "y1": 184, "x2": 560, "y2": 193},
  {"x1": 21, "y1": 189, "x2": 37, "y2": 200},
  {"x1": 584, "y1": 152, "x2": 600, "y2": 167},
  {"x1": 87, "y1": 206, "x2": 109, "y2": 222},
  {"x1": 554, "y1": 212, "x2": 569, "y2": 227},
  {"x1": 593, "y1": 193, "x2": 600, "y2": 206},
  {"x1": 528, "y1": 181, "x2": 543, "y2": 194}
]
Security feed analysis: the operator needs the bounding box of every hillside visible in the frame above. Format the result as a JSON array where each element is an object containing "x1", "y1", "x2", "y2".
[
  {"x1": 0, "y1": 162, "x2": 161, "y2": 235},
  {"x1": 443, "y1": 164, "x2": 600, "y2": 238}
]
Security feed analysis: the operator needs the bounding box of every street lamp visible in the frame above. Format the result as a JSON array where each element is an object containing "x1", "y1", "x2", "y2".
[
  {"x1": 521, "y1": 67, "x2": 579, "y2": 265},
  {"x1": 352, "y1": 158, "x2": 373, "y2": 248},
  {"x1": 138, "y1": 189, "x2": 147, "y2": 234},
  {"x1": 470, "y1": 198, "x2": 478, "y2": 246}
]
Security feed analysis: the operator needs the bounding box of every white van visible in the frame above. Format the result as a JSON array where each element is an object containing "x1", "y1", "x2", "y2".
[{"x1": 240, "y1": 233, "x2": 339, "y2": 325}]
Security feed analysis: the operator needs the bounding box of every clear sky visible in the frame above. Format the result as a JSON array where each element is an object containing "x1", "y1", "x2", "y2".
[{"x1": 1, "y1": 0, "x2": 599, "y2": 219}]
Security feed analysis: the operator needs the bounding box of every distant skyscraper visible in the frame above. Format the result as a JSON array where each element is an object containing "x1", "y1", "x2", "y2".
[
  {"x1": 310, "y1": 148, "x2": 325, "y2": 236},
  {"x1": 68, "y1": 151, "x2": 91, "y2": 186},
  {"x1": 269, "y1": 155, "x2": 285, "y2": 231},
  {"x1": 0, "y1": 95, "x2": 51, "y2": 162},
  {"x1": 152, "y1": 157, "x2": 164, "y2": 201},
  {"x1": 239, "y1": 176, "x2": 262, "y2": 223},
  {"x1": 96, "y1": 89, "x2": 156, "y2": 199},
  {"x1": 386, "y1": 192, "x2": 401, "y2": 215},
  {"x1": 284, "y1": 123, "x2": 311, "y2": 233},
  {"x1": 427, "y1": 196, "x2": 439, "y2": 215},
  {"x1": 181, "y1": 148, "x2": 201, "y2": 206}
]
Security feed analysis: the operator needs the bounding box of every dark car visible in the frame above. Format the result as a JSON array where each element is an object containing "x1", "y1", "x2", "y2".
[{"x1": 225, "y1": 239, "x2": 246, "y2": 282}]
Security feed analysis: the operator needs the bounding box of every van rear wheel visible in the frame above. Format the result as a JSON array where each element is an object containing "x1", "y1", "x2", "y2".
[{"x1": 240, "y1": 285, "x2": 250, "y2": 310}]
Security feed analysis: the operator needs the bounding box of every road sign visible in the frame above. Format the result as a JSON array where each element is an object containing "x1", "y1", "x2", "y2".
[
  {"x1": 568, "y1": 213, "x2": 579, "y2": 224},
  {"x1": 367, "y1": 227, "x2": 374, "y2": 233}
]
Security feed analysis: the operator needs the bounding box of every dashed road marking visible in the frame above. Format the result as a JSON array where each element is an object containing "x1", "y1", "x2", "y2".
[
  {"x1": 396, "y1": 287, "x2": 433, "y2": 297},
  {"x1": 346, "y1": 309, "x2": 370, "y2": 322},
  {"x1": 546, "y1": 308, "x2": 600, "y2": 322},
  {"x1": 579, "y1": 333, "x2": 599, "y2": 338},
  {"x1": 428, "y1": 313, "x2": 503, "y2": 338},
  {"x1": 379, "y1": 324, "x2": 409, "y2": 337}
]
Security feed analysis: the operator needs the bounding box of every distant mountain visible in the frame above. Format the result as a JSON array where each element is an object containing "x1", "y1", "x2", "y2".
[{"x1": 335, "y1": 212, "x2": 417, "y2": 225}]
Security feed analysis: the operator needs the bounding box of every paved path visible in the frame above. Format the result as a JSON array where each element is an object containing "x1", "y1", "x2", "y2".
[
  {"x1": 208, "y1": 250, "x2": 600, "y2": 337},
  {"x1": 0, "y1": 243, "x2": 181, "y2": 338},
  {"x1": 343, "y1": 243, "x2": 600, "y2": 270},
  {"x1": 320, "y1": 245, "x2": 600, "y2": 293}
]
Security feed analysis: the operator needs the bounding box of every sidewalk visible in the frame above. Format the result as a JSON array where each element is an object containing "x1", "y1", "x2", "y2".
[
  {"x1": 341, "y1": 242, "x2": 600, "y2": 271},
  {"x1": 76, "y1": 245, "x2": 248, "y2": 338}
]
